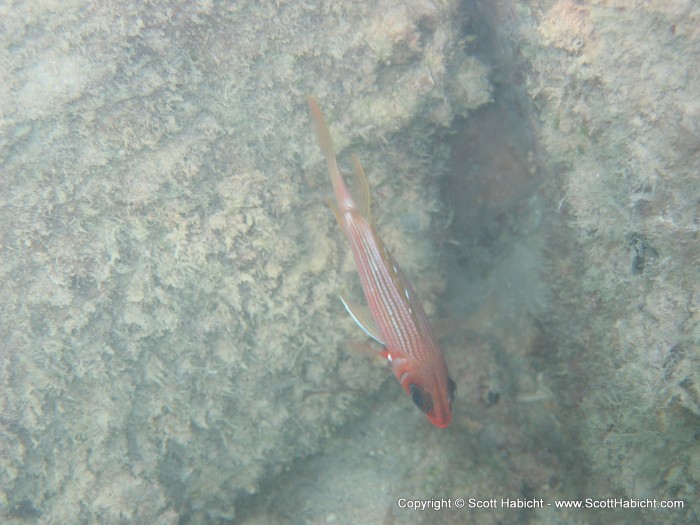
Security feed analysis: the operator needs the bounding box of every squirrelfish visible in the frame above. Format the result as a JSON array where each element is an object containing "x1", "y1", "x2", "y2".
[{"x1": 308, "y1": 96, "x2": 456, "y2": 427}]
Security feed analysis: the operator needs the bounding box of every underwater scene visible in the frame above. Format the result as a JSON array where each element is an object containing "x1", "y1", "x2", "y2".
[{"x1": 1, "y1": 0, "x2": 698, "y2": 523}]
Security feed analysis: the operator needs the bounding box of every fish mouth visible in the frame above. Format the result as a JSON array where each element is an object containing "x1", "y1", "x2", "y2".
[
  {"x1": 427, "y1": 409, "x2": 452, "y2": 428},
  {"x1": 429, "y1": 417, "x2": 451, "y2": 428}
]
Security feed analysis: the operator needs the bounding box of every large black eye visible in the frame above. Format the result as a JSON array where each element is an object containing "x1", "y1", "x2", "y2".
[
  {"x1": 447, "y1": 377, "x2": 457, "y2": 405},
  {"x1": 409, "y1": 384, "x2": 433, "y2": 413}
]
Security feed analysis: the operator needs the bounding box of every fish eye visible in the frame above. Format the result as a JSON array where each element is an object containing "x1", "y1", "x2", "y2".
[
  {"x1": 409, "y1": 384, "x2": 433, "y2": 414},
  {"x1": 448, "y1": 377, "x2": 457, "y2": 405}
]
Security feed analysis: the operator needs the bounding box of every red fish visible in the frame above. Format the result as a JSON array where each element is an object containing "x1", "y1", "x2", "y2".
[{"x1": 308, "y1": 96, "x2": 456, "y2": 427}]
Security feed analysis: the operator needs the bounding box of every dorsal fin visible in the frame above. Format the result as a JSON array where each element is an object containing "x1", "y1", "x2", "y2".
[{"x1": 350, "y1": 154, "x2": 371, "y2": 222}]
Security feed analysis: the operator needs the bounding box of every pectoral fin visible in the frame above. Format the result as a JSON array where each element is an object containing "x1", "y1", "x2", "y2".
[{"x1": 339, "y1": 295, "x2": 386, "y2": 347}]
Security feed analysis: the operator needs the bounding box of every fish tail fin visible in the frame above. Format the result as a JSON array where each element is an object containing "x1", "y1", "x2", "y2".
[{"x1": 307, "y1": 96, "x2": 352, "y2": 211}]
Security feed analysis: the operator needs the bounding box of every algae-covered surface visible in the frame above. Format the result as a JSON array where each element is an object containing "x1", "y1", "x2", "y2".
[{"x1": 1, "y1": 0, "x2": 698, "y2": 524}]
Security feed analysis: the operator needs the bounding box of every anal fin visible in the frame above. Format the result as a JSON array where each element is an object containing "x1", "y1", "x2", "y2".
[{"x1": 325, "y1": 196, "x2": 344, "y2": 228}]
